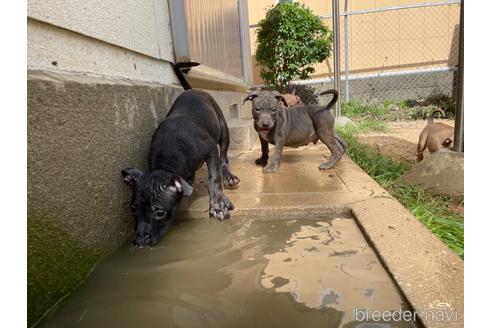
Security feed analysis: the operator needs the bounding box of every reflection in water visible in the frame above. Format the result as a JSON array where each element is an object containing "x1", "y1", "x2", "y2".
[
  {"x1": 38, "y1": 216, "x2": 415, "y2": 328},
  {"x1": 260, "y1": 219, "x2": 414, "y2": 327}
]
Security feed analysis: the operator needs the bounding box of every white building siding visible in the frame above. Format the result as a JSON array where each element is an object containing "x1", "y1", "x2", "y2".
[
  {"x1": 27, "y1": 0, "x2": 178, "y2": 85},
  {"x1": 28, "y1": 0, "x2": 173, "y2": 60}
]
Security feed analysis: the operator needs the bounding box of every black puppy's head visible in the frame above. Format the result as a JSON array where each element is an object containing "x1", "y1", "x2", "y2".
[
  {"x1": 121, "y1": 168, "x2": 193, "y2": 247},
  {"x1": 243, "y1": 90, "x2": 288, "y2": 134}
]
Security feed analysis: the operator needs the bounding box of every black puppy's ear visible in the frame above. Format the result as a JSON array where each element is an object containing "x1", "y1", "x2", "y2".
[
  {"x1": 121, "y1": 168, "x2": 144, "y2": 188},
  {"x1": 243, "y1": 91, "x2": 259, "y2": 104},
  {"x1": 171, "y1": 176, "x2": 193, "y2": 196},
  {"x1": 271, "y1": 91, "x2": 288, "y2": 108}
]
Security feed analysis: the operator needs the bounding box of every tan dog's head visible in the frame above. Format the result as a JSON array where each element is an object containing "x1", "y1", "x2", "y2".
[
  {"x1": 280, "y1": 93, "x2": 303, "y2": 107},
  {"x1": 442, "y1": 138, "x2": 453, "y2": 148}
]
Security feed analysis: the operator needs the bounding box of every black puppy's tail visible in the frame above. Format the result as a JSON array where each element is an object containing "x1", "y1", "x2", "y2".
[
  {"x1": 318, "y1": 89, "x2": 339, "y2": 111},
  {"x1": 171, "y1": 62, "x2": 200, "y2": 90}
]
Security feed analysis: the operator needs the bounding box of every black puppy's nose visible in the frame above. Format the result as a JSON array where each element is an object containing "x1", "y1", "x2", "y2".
[
  {"x1": 134, "y1": 233, "x2": 152, "y2": 247},
  {"x1": 262, "y1": 123, "x2": 269, "y2": 128}
]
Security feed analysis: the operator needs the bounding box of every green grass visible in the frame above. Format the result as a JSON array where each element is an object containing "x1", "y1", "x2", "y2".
[
  {"x1": 341, "y1": 98, "x2": 455, "y2": 121},
  {"x1": 341, "y1": 101, "x2": 391, "y2": 121},
  {"x1": 356, "y1": 119, "x2": 388, "y2": 133},
  {"x1": 388, "y1": 185, "x2": 464, "y2": 257},
  {"x1": 337, "y1": 121, "x2": 464, "y2": 258}
]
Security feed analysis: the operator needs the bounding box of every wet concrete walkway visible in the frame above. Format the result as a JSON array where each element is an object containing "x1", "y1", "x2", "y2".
[
  {"x1": 182, "y1": 144, "x2": 389, "y2": 215},
  {"x1": 180, "y1": 143, "x2": 464, "y2": 328}
]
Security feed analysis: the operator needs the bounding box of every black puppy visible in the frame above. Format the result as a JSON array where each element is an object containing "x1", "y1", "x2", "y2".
[{"x1": 122, "y1": 62, "x2": 240, "y2": 247}]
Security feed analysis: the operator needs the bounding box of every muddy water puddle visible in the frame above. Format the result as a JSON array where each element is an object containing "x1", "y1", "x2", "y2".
[{"x1": 39, "y1": 214, "x2": 416, "y2": 328}]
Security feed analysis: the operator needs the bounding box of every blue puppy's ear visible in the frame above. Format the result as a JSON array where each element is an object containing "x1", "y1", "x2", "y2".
[
  {"x1": 171, "y1": 176, "x2": 193, "y2": 196},
  {"x1": 243, "y1": 90, "x2": 259, "y2": 104},
  {"x1": 271, "y1": 90, "x2": 288, "y2": 107}
]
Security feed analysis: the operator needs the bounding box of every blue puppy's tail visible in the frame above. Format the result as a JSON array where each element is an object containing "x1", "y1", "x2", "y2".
[
  {"x1": 318, "y1": 89, "x2": 338, "y2": 111},
  {"x1": 318, "y1": 89, "x2": 345, "y2": 153},
  {"x1": 171, "y1": 62, "x2": 200, "y2": 90}
]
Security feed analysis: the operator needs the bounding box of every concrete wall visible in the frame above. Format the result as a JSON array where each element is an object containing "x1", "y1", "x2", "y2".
[
  {"x1": 308, "y1": 70, "x2": 456, "y2": 103},
  {"x1": 27, "y1": 74, "x2": 181, "y2": 326},
  {"x1": 27, "y1": 2, "x2": 252, "y2": 326}
]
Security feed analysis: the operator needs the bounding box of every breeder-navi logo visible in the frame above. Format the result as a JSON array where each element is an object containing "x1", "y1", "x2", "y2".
[{"x1": 354, "y1": 308, "x2": 459, "y2": 323}]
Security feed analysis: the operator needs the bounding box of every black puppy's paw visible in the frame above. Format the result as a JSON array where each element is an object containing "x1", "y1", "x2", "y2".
[
  {"x1": 255, "y1": 157, "x2": 268, "y2": 166},
  {"x1": 262, "y1": 162, "x2": 279, "y2": 173},
  {"x1": 223, "y1": 173, "x2": 240, "y2": 189},
  {"x1": 209, "y1": 195, "x2": 234, "y2": 220}
]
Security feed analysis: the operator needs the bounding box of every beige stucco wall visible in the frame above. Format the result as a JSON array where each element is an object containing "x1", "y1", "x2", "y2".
[
  {"x1": 27, "y1": 0, "x2": 178, "y2": 85},
  {"x1": 248, "y1": 0, "x2": 460, "y2": 85}
]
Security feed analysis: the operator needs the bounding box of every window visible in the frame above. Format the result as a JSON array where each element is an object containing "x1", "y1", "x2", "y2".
[{"x1": 169, "y1": 0, "x2": 247, "y2": 80}]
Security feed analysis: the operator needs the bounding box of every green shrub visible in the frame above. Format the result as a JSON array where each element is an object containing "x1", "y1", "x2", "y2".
[{"x1": 255, "y1": 2, "x2": 332, "y2": 88}]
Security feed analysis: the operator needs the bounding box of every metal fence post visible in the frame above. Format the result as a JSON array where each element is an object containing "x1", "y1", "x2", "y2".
[
  {"x1": 331, "y1": 0, "x2": 341, "y2": 116},
  {"x1": 343, "y1": 0, "x2": 349, "y2": 102},
  {"x1": 453, "y1": 0, "x2": 464, "y2": 152}
]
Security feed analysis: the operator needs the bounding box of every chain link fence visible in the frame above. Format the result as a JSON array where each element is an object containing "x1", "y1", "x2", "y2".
[{"x1": 251, "y1": 1, "x2": 462, "y2": 112}]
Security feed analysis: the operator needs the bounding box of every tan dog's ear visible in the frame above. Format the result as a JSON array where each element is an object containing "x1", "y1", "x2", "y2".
[
  {"x1": 442, "y1": 138, "x2": 453, "y2": 147},
  {"x1": 271, "y1": 90, "x2": 288, "y2": 107}
]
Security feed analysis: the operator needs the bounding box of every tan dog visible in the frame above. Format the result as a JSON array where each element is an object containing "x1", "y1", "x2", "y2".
[
  {"x1": 416, "y1": 109, "x2": 454, "y2": 162},
  {"x1": 280, "y1": 93, "x2": 304, "y2": 107},
  {"x1": 247, "y1": 87, "x2": 303, "y2": 108},
  {"x1": 281, "y1": 87, "x2": 304, "y2": 107}
]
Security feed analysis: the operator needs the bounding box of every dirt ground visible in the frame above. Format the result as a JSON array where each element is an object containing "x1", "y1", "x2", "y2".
[{"x1": 358, "y1": 119, "x2": 455, "y2": 162}]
